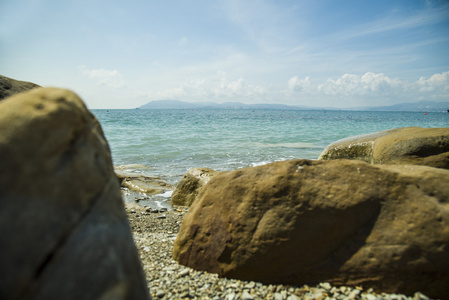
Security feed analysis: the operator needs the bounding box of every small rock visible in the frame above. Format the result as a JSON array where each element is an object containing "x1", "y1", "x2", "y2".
[
  {"x1": 160, "y1": 207, "x2": 168, "y2": 212},
  {"x1": 363, "y1": 294, "x2": 378, "y2": 300},
  {"x1": 155, "y1": 290, "x2": 165, "y2": 298},
  {"x1": 245, "y1": 281, "x2": 256, "y2": 289},
  {"x1": 178, "y1": 269, "x2": 190, "y2": 278},
  {"x1": 241, "y1": 291, "x2": 254, "y2": 300},
  {"x1": 157, "y1": 214, "x2": 166, "y2": 219},
  {"x1": 348, "y1": 289, "x2": 361, "y2": 300},
  {"x1": 171, "y1": 167, "x2": 219, "y2": 207},
  {"x1": 179, "y1": 291, "x2": 192, "y2": 298},
  {"x1": 414, "y1": 292, "x2": 430, "y2": 300},
  {"x1": 228, "y1": 283, "x2": 239, "y2": 289},
  {"x1": 225, "y1": 292, "x2": 236, "y2": 300},
  {"x1": 308, "y1": 291, "x2": 324, "y2": 299},
  {"x1": 274, "y1": 292, "x2": 284, "y2": 300},
  {"x1": 319, "y1": 282, "x2": 331, "y2": 290}
]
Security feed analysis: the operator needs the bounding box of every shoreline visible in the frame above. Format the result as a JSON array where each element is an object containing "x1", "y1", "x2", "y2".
[{"x1": 125, "y1": 203, "x2": 433, "y2": 300}]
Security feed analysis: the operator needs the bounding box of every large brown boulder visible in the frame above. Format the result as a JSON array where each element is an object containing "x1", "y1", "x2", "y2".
[
  {"x1": 0, "y1": 74, "x2": 40, "y2": 100},
  {"x1": 171, "y1": 167, "x2": 218, "y2": 207},
  {"x1": 318, "y1": 127, "x2": 449, "y2": 169},
  {"x1": 0, "y1": 88, "x2": 150, "y2": 299},
  {"x1": 173, "y1": 159, "x2": 449, "y2": 299}
]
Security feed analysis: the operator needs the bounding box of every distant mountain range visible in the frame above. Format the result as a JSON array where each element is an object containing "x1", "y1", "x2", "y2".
[
  {"x1": 351, "y1": 100, "x2": 449, "y2": 112},
  {"x1": 138, "y1": 99, "x2": 312, "y2": 110},
  {"x1": 138, "y1": 99, "x2": 449, "y2": 112}
]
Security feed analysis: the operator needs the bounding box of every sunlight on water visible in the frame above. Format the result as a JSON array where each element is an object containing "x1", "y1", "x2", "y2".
[{"x1": 93, "y1": 109, "x2": 449, "y2": 186}]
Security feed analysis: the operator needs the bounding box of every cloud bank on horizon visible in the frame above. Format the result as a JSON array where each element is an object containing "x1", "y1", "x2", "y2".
[{"x1": 1, "y1": 0, "x2": 448, "y2": 109}]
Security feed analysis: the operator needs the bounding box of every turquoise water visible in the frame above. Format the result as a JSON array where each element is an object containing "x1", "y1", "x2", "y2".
[{"x1": 93, "y1": 109, "x2": 448, "y2": 187}]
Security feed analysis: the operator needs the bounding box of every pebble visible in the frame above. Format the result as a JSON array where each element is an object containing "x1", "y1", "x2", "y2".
[
  {"x1": 241, "y1": 291, "x2": 254, "y2": 300},
  {"x1": 177, "y1": 269, "x2": 190, "y2": 278},
  {"x1": 245, "y1": 281, "x2": 256, "y2": 289},
  {"x1": 319, "y1": 282, "x2": 331, "y2": 290},
  {"x1": 274, "y1": 292, "x2": 284, "y2": 300},
  {"x1": 155, "y1": 290, "x2": 165, "y2": 298},
  {"x1": 348, "y1": 288, "x2": 361, "y2": 300},
  {"x1": 127, "y1": 204, "x2": 436, "y2": 300}
]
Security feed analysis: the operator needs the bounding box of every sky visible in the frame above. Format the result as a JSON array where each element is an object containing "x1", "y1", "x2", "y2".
[{"x1": 1, "y1": 0, "x2": 449, "y2": 109}]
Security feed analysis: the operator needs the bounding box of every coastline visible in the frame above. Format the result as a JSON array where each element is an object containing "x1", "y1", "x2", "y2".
[{"x1": 125, "y1": 203, "x2": 433, "y2": 300}]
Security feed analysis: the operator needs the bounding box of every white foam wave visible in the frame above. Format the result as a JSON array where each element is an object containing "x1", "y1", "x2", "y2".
[
  {"x1": 157, "y1": 191, "x2": 173, "y2": 198},
  {"x1": 250, "y1": 161, "x2": 270, "y2": 167}
]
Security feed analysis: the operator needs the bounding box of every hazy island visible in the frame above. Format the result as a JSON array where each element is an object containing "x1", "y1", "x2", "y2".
[{"x1": 138, "y1": 99, "x2": 449, "y2": 112}]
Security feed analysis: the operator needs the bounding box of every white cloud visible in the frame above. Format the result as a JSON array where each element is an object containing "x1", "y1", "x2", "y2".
[
  {"x1": 79, "y1": 66, "x2": 125, "y2": 88},
  {"x1": 143, "y1": 70, "x2": 448, "y2": 108},
  {"x1": 286, "y1": 71, "x2": 449, "y2": 107},
  {"x1": 416, "y1": 71, "x2": 449, "y2": 93},
  {"x1": 317, "y1": 72, "x2": 404, "y2": 97},
  {"x1": 288, "y1": 76, "x2": 312, "y2": 92},
  {"x1": 152, "y1": 71, "x2": 266, "y2": 101}
]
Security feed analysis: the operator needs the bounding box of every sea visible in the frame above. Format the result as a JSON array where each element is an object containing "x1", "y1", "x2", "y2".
[{"x1": 92, "y1": 109, "x2": 448, "y2": 208}]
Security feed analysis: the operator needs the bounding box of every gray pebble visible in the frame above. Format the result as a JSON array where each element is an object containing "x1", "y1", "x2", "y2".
[
  {"x1": 274, "y1": 292, "x2": 284, "y2": 300},
  {"x1": 348, "y1": 289, "x2": 361, "y2": 300},
  {"x1": 241, "y1": 291, "x2": 254, "y2": 300},
  {"x1": 177, "y1": 269, "x2": 190, "y2": 278},
  {"x1": 362, "y1": 294, "x2": 378, "y2": 300},
  {"x1": 245, "y1": 281, "x2": 256, "y2": 289},
  {"x1": 320, "y1": 282, "x2": 332, "y2": 290}
]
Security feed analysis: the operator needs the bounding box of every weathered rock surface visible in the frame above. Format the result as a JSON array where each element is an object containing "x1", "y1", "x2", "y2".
[
  {"x1": 318, "y1": 127, "x2": 449, "y2": 169},
  {"x1": 171, "y1": 167, "x2": 218, "y2": 207},
  {"x1": 0, "y1": 74, "x2": 40, "y2": 100},
  {"x1": 115, "y1": 165, "x2": 174, "y2": 195},
  {"x1": 173, "y1": 159, "x2": 449, "y2": 299},
  {"x1": 0, "y1": 88, "x2": 149, "y2": 299}
]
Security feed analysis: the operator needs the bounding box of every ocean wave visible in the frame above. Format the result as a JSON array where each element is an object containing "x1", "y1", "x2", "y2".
[
  {"x1": 250, "y1": 161, "x2": 271, "y2": 167},
  {"x1": 250, "y1": 142, "x2": 321, "y2": 149},
  {"x1": 157, "y1": 191, "x2": 174, "y2": 198}
]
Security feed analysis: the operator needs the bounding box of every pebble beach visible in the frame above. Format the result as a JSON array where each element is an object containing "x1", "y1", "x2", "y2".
[{"x1": 126, "y1": 204, "x2": 435, "y2": 300}]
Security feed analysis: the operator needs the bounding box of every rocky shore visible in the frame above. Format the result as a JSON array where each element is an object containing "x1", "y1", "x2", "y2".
[
  {"x1": 1, "y1": 82, "x2": 446, "y2": 299},
  {"x1": 126, "y1": 203, "x2": 434, "y2": 300}
]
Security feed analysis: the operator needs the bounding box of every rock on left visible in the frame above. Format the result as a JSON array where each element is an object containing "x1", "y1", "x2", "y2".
[{"x1": 0, "y1": 87, "x2": 150, "y2": 299}]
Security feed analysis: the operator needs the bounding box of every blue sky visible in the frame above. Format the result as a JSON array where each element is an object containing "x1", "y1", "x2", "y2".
[{"x1": 1, "y1": 0, "x2": 448, "y2": 109}]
